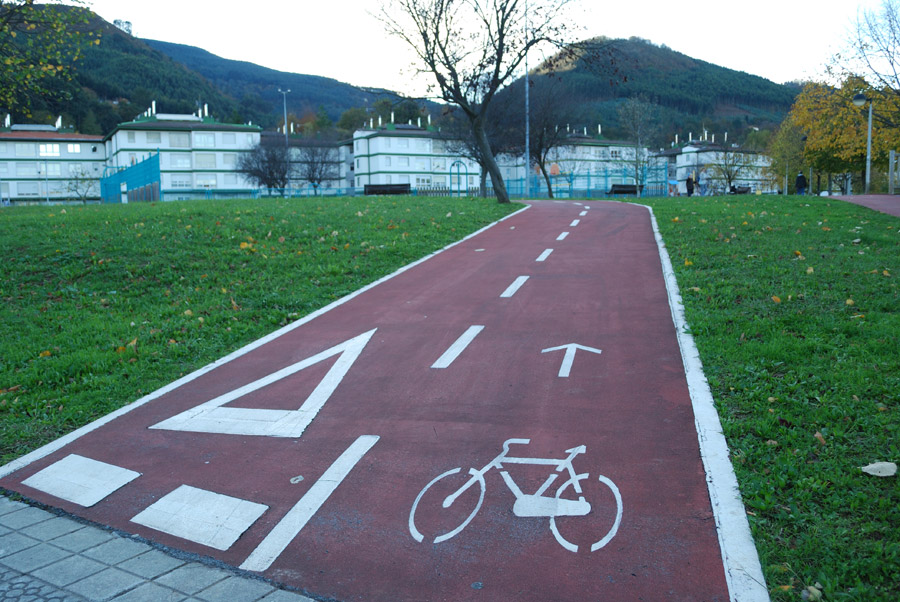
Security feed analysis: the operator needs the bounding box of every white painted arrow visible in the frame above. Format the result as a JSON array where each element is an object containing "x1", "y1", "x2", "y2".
[{"x1": 541, "y1": 343, "x2": 602, "y2": 377}]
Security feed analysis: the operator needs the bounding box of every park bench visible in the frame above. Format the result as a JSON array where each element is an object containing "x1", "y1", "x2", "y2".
[
  {"x1": 364, "y1": 183, "x2": 411, "y2": 195},
  {"x1": 730, "y1": 185, "x2": 751, "y2": 195},
  {"x1": 607, "y1": 184, "x2": 643, "y2": 196}
]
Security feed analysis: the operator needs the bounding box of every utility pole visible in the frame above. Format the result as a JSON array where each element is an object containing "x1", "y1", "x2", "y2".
[{"x1": 278, "y1": 88, "x2": 290, "y2": 148}]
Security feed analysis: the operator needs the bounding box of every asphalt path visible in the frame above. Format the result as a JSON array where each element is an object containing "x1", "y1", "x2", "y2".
[
  {"x1": 0, "y1": 201, "x2": 766, "y2": 601},
  {"x1": 835, "y1": 194, "x2": 900, "y2": 217}
]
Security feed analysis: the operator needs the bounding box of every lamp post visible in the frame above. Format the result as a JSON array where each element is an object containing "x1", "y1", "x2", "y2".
[
  {"x1": 852, "y1": 93, "x2": 873, "y2": 194},
  {"x1": 278, "y1": 88, "x2": 290, "y2": 149}
]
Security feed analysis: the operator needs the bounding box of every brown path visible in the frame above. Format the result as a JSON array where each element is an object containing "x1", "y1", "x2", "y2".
[
  {"x1": 835, "y1": 194, "x2": 900, "y2": 217},
  {"x1": 0, "y1": 201, "x2": 766, "y2": 601}
]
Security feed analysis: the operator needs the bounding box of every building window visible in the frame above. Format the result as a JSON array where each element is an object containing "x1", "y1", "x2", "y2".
[
  {"x1": 170, "y1": 154, "x2": 191, "y2": 168},
  {"x1": 127, "y1": 132, "x2": 136, "y2": 143},
  {"x1": 222, "y1": 133, "x2": 236, "y2": 145},
  {"x1": 416, "y1": 176, "x2": 432, "y2": 186},
  {"x1": 0, "y1": 142, "x2": 6, "y2": 152},
  {"x1": 223, "y1": 173, "x2": 238, "y2": 186},
  {"x1": 46, "y1": 163, "x2": 61, "y2": 176},
  {"x1": 398, "y1": 157, "x2": 409, "y2": 167},
  {"x1": 146, "y1": 131, "x2": 161, "y2": 144},
  {"x1": 610, "y1": 150, "x2": 621, "y2": 159},
  {"x1": 397, "y1": 138, "x2": 408, "y2": 148},
  {"x1": 170, "y1": 132, "x2": 190, "y2": 148},
  {"x1": 384, "y1": 156, "x2": 391, "y2": 167},
  {"x1": 15, "y1": 143, "x2": 35, "y2": 157},
  {"x1": 194, "y1": 133, "x2": 215, "y2": 147},
  {"x1": 194, "y1": 153, "x2": 216, "y2": 169},
  {"x1": 170, "y1": 175, "x2": 192, "y2": 189},
  {"x1": 196, "y1": 174, "x2": 217, "y2": 188},
  {"x1": 16, "y1": 163, "x2": 37, "y2": 176},
  {"x1": 222, "y1": 153, "x2": 237, "y2": 167},
  {"x1": 0, "y1": 162, "x2": 7, "y2": 175},
  {"x1": 67, "y1": 143, "x2": 81, "y2": 154},
  {"x1": 18, "y1": 182, "x2": 39, "y2": 196}
]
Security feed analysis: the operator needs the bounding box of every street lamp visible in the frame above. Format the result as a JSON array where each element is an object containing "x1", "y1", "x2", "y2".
[
  {"x1": 278, "y1": 88, "x2": 290, "y2": 148},
  {"x1": 852, "y1": 93, "x2": 873, "y2": 194}
]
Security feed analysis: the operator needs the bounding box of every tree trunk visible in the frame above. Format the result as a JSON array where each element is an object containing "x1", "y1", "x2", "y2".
[
  {"x1": 479, "y1": 168, "x2": 488, "y2": 197},
  {"x1": 539, "y1": 163, "x2": 554, "y2": 199},
  {"x1": 472, "y1": 117, "x2": 509, "y2": 203}
]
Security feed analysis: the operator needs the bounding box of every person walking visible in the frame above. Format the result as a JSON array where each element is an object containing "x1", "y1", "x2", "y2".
[
  {"x1": 795, "y1": 172, "x2": 808, "y2": 196},
  {"x1": 686, "y1": 176, "x2": 694, "y2": 197}
]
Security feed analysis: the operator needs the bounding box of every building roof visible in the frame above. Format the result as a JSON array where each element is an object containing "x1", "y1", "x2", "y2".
[
  {"x1": 105, "y1": 115, "x2": 262, "y2": 141},
  {"x1": 0, "y1": 131, "x2": 103, "y2": 142}
]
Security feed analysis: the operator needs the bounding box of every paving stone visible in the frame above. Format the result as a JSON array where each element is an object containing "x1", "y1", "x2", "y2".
[
  {"x1": 0, "y1": 507, "x2": 54, "y2": 530},
  {"x1": 117, "y1": 549, "x2": 185, "y2": 579},
  {"x1": 195, "y1": 575, "x2": 274, "y2": 601},
  {"x1": 50, "y1": 527, "x2": 115, "y2": 553},
  {"x1": 22, "y1": 516, "x2": 83, "y2": 541},
  {"x1": 0, "y1": 542, "x2": 71, "y2": 573},
  {"x1": 109, "y1": 582, "x2": 187, "y2": 602},
  {"x1": 67, "y1": 567, "x2": 144, "y2": 601},
  {"x1": 82, "y1": 536, "x2": 151, "y2": 564},
  {"x1": 31, "y1": 554, "x2": 107, "y2": 587},
  {"x1": 259, "y1": 590, "x2": 316, "y2": 602},
  {"x1": 0, "y1": 532, "x2": 39, "y2": 558},
  {"x1": 0, "y1": 498, "x2": 27, "y2": 516},
  {"x1": 154, "y1": 564, "x2": 229, "y2": 595}
]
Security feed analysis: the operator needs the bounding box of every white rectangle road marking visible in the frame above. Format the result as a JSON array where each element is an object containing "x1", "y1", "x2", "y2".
[
  {"x1": 431, "y1": 325, "x2": 485, "y2": 368},
  {"x1": 132, "y1": 485, "x2": 268, "y2": 551},
  {"x1": 536, "y1": 249, "x2": 553, "y2": 262},
  {"x1": 240, "y1": 435, "x2": 379, "y2": 572},
  {"x1": 22, "y1": 454, "x2": 141, "y2": 507},
  {"x1": 556, "y1": 232, "x2": 569, "y2": 241},
  {"x1": 579, "y1": 211, "x2": 588, "y2": 216},
  {"x1": 570, "y1": 219, "x2": 580, "y2": 227},
  {"x1": 500, "y1": 276, "x2": 529, "y2": 298}
]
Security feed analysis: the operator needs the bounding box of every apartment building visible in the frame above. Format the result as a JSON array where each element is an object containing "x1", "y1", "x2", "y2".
[
  {"x1": 657, "y1": 142, "x2": 777, "y2": 195},
  {"x1": 104, "y1": 107, "x2": 262, "y2": 200},
  {"x1": 0, "y1": 122, "x2": 105, "y2": 203},
  {"x1": 351, "y1": 123, "x2": 482, "y2": 192}
]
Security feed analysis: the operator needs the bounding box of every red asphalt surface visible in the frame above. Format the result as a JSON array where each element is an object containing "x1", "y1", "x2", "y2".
[
  {"x1": 2, "y1": 201, "x2": 731, "y2": 601},
  {"x1": 835, "y1": 194, "x2": 900, "y2": 217}
]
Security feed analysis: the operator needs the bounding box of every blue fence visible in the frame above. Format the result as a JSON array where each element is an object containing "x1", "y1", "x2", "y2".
[{"x1": 100, "y1": 153, "x2": 161, "y2": 203}]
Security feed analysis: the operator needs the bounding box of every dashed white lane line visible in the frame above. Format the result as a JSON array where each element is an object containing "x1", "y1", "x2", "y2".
[
  {"x1": 22, "y1": 454, "x2": 140, "y2": 508},
  {"x1": 579, "y1": 211, "x2": 588, "y2": 216},
  {"x1": 500, "y1": 276, "x2": 529, "y2": 298},
  {"x1": 431, "y1": 325, "x2": 485, "y2": 369},
  {"x1": 570, "y1": 219, "x2": 580, "y2": 227},
  {"x1": 557, "y1": 232, "x2": 569, "y2": 241},
  {"x1": 536, "y1": 249, "x2": 553, "y2": 262}
]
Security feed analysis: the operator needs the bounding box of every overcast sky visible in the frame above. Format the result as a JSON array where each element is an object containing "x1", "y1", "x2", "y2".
[{"x1": 85, "y1": 0, "x2": 881, "y2": 98}]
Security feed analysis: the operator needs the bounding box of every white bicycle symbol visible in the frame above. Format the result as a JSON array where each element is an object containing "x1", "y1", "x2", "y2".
[{"x1": 408, "y1": 438, "x2": 623, "y2": 552}]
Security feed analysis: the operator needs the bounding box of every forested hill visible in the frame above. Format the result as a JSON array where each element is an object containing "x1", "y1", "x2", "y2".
[
  {"x1": 141, "y1": 40, "x2": 395, "y2": 127},
  {"x1": 527, "y1": 37, "x2": 801, "y2": 145}
]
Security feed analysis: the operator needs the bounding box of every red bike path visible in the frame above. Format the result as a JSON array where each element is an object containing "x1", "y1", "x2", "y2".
[{"x1": 0, "y1": 201, "x2": 767, "y2": 601}]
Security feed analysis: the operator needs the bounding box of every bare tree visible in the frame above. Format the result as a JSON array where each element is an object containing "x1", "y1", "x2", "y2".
[
  {"x1": 441, "y1": 105, "x2": 513, "y2": 195},
  {"x1": 381, "y1": 0, "x2": 578, "y2": 203},
  {"x1": 293, "y1": 141, "x2": 341, "y2": 195},
  {"x1": 66, "y1": 165, "x2": 98, "y2": 204},
  {"x1": 616, "y1": 96, "x2": 658, "y2": 195},
  {"x1": 237, "y1": 144, "x2": 292, "y2": 192},
  {"x1": 706, "y1": 146, "x2": 751, "y2": 192}
]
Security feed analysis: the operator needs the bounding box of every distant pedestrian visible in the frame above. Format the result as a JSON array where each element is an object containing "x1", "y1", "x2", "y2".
[
  {"x1": 796, "y1": 172, "x2": 808, "y2": 196},
  {"x1": 686, "y1": 176, "x2": 694, "y2": 197}
]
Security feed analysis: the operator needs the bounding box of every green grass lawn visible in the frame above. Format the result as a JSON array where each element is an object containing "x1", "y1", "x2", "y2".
[
  {"x1": 1, "y1": 194, "x2": 897, "y2": 600},
  {"x1": 641, "y1": 194, "x2": 899, "y2": 601}
]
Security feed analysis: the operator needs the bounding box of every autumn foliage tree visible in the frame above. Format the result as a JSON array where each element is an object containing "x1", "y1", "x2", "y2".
[{"x1": 0, "y1": 0, "x2": 99, "y2": 115}]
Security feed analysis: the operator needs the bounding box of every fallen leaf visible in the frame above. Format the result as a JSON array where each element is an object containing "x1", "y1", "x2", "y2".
[
  {"x1": 806, "y1": 266, "x2": 814, "y2": 274},
  {"x1": 39, "y1": 350, "x2": 51, "y2": 358},
  {"x1": 772, "y1": 295, "x2": 781, "y2": 303},
  {"x1": 860, "y1": 462, "x2": 897, "y2": 477},
  {"x1": 814, "y1": 431, "x2": 826, "y2": 446},
  {"x1": 684, "y1": 259, "x2": 693, "y2": 266},
  {"x1": 845, "y1": 299, "x2": 855, "y2": 306}
]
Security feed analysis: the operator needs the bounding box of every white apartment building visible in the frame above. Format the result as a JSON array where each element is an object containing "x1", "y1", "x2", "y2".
[
  {"x1": 658, "y1": 142, "x2": 777, "y2": 195},
  {"x1": 351, "y1": 123, "x2": 482, "y2": 192},
  {"x1": 104, "y1": 108, "x2": 262, "y2": 200},
  {"x1": 0, "y1": 124, "x2": 105, "y2": 203}
]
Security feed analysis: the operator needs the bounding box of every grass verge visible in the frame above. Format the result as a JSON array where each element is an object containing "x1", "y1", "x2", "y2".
[
  {"x1": 0, "y1": 196, "x2": 519, "y2": 463},
  {"x1": 640, "y1": 194, "x2": 899, "y2": 601}
]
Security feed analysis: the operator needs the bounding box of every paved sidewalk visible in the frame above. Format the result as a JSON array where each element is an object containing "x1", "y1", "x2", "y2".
[{"x1": 0, "y1": 496, "x2": 313, "y2": 602}]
